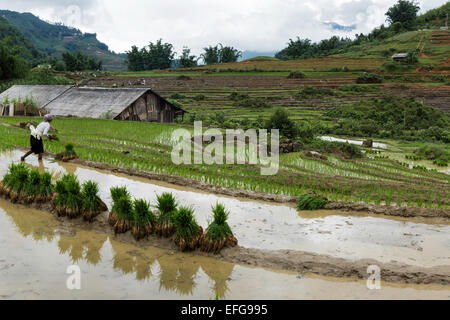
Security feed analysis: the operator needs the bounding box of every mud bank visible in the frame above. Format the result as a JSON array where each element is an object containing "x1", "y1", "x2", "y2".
[
  {"x1": 325, "y1": 202, "x2": 450, "y2": 219},
  {"x1": 72, "y1": 158, "x2": 449, "y2": 219}
]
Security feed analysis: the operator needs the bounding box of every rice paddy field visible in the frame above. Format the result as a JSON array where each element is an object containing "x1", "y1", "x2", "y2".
[{"x1": 0, "y1": 117, "x2": 448, "y2": 210}]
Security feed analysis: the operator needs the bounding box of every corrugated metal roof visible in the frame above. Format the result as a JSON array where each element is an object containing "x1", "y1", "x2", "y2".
[
  {"x1": 0, "y1": 85, "x2": 73, "y2": 107},
  {"x1": 44, "y1": 87, "x2": 150, "y2": 118}
]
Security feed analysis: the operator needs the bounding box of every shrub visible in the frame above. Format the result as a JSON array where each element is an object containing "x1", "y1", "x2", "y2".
[
  {"x1": 170, "y1": 93, "x2": 186, "y2": 100},
  {"x1": 357, "y1": 73, "x2": 382, "y2": 84},
  {"x1": 297, "y1": 193, "x2": 328, "y2": 211},
  {"x1": 295, "y1": 86, "x2": 335, "y2": 99},
  {"x1": 234, "y1": 97, "x2": 271, "y2": 109},
  {"x1": 326, "y1": 97, "x2": 450, "y2": 142},
  {"x1": 193, "y1": 94, "x2": 206, "y2": 101},
  {"x1": 265, "y1": 108, "x2": 299, "y2": 140},
  {"x1": 287, "y1": 71, "x2": 306, "y2": 79}
]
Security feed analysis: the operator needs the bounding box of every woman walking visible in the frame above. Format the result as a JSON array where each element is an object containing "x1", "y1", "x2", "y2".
[{"x1": 21, "y1": 114, "x2": 54, "y2": 162}]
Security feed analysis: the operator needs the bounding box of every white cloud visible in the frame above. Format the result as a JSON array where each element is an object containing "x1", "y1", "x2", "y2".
[{"x1": 0, "y1": 0, "x2": 447, "y2": 55}]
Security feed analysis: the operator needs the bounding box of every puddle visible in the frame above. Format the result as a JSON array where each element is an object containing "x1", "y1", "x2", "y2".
[
  {"x1": 320, "y1": 136, "x2": 388, "y2": 149},
  {"x1": 382, "y1": 151, "x2": 450, "y2": 175},
  {"x1": 1, "y1": 150, "x2": 450, "y2": 268},
  {"x1": 1, "y1": 198, "x2": 449, "y2": 300}
]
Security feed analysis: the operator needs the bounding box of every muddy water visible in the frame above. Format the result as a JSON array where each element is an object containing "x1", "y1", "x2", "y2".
[
  {"x1": 319, "y1": 136, "x2": 388, "y2": 149},
  {"x1": 1, "y1": 150, "x2": 450, "y2": 269},
  {"x1": 1, "y1": 198, "x2": 449, "y2": 300}
]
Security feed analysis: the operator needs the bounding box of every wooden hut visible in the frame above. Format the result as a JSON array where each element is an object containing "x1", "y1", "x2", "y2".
[{"x1": 0, "y1": 85, "x2": 186, "y2": 123}]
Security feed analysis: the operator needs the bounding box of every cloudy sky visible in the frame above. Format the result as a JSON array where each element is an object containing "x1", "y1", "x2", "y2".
[{"x1": 0, "y1": 0, "x2": 447, "y2": 55}]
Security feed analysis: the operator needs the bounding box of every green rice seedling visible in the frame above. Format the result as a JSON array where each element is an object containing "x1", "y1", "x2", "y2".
[
  {"x1": 200, "y1": 203, "x2": 237, "y2": 254},
  {"x1": 54, "y1": 174, "x2": 82, "y2": 218},
  {"x1": 173, "y1": 206, "x2": 203, "y2": 252},
  {"x1": 24, "y1": 169, "x2": 41, "y2": 203},
  {"x1": 113, "y1": 196, "x2": 133, "y2": 234},
  {"x1": 131, "y1": 199, "x2": 156, "y2": 241},
  {"x1": 56, "y1": 143, "x2": 78, "y2": 162},
  {"x1": 155, "y1": 192, "x2": 178, "y2": 237},
  {"x1": 39, "y1": 172, "x2": 54, "y2": 202},
  {"x1": 297, "y1": 193, "x2": 328, "y2": 211},
  {"x1": 81, "y1": 181, "x2": 107, "y2": 222},
  {"x1": 109, "y1": 186, "x2": 130, "y2": 226},
  {"x1": 6, "y1": 163, "x2": 29, "y2": 202}
]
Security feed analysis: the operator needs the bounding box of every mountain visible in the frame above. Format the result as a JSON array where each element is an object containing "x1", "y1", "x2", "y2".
[
  {"x1": 239, "y1": 50, "x2": 277, "y2": 61},
  {"x1": 0, "y1": 10, "x2": 126, "y2": 71},
  {"x1": 323, "y1": 22, "x2": 357, "y2": 32},
  {"x1": 0, "y1": 15, "x2": 44, "y2": 64}
]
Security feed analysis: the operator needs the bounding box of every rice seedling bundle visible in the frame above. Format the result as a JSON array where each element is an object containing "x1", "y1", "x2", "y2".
[
  {"x1": 81, "y1": 181, "x2": 107, "y2": 222},
  {"x1": 109, "y1": 186, "x2": 130, "y2": 226},
  {"x1": 155, "y1": 192, "x2": 178, "y2": 237},
  {"x1": 131, "y1": 199, "x2": 156, "y2": 241},
  {"x1": 1, "y1": 163, "x2": 29, "y2": 202},
  {"x1": 39, "y1": 172, "x2": 54, "y2": 202},
  {"x1": 24, "y1": 169, "x2": 42, "y2": 203},
  {"x1": 113, "y1": 195, "x2": 133, "y2": 234},
  {"x1": 54, "y1": 174, "x2": 83, "y2": 218},
  {"x1": 297, "y1": 193, "x2": 328, "y2": 211},
  {"x1": 200, "y1": 203, "x2": 237, "y2": 253},
  {"x1": 173, "y1": 206, "x2": 203, "y2": 252},
  {"x1": 56, "y1": 143, "x2": 79, "y2": 162}
]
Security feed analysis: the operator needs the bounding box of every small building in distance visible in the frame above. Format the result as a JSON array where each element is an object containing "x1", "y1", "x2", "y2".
[
  {"x1": 392, "y1": 53, "x2": 408, "y2": 62},
  {"x1": 0, "y1": 85, "x2": 186, "y2": 123}
]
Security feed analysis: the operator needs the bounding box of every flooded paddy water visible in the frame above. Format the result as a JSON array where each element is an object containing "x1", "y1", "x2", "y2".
[
  {"x1": 1, "y1": 150, "x2": 449, "y2": 299},
  {"x1": 1, "y1": 198, "x2": 450, "y2": 299}
]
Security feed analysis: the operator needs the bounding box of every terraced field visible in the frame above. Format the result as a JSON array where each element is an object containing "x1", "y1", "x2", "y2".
[
  {"x1": 0, "y1": 117, "x2": 448, "y2": 210},
  {"x1": 91, "y1": 74, "x2": 450, "y2": 120}
]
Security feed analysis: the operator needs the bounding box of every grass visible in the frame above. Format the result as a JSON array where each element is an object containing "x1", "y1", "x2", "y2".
[{"x1": 297, "y1": 193, "x2": 328, "y2": 211}]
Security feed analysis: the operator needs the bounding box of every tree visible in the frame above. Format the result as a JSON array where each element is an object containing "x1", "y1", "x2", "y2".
[
  {"x1": 201, "y1": 45, "x2": 220, "y2": 65},
  {"x1": 265, "y1": 108, "x2": 299, "y2": 140},
  {"x1": 0, "y1": 38, "x2": 29, "y2": 80},
  {"x1": 145, "y1": 39, "x2": 175, "y2": 70},
  {"x1": 62, "y1": 51, "x2": 103, "y2": 71},
  {"x1": 219, "y1": 45, "x2": 242, "y2": 63},
  {"x1": 125, "y1": 45, "x2": 145, "y2": 71},
  {"x1": 386, "y1": 0, "x2": 420, "y2": 29},
  {"x1": 178, "y1": 47, "x2": 198, "y2": 68},
  {"x1": 126, "y1": 39, "x2": 175, "y2": 71},
  {"x1": 201, "y1": 44, "x2": 242, "y2": 64}
]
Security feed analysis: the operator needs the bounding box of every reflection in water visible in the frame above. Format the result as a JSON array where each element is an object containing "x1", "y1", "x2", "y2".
[
  {"x1": 201, "y1": 261, "x2": 234, "y2": 299},
  {"x1": 2, "y1": 198, "x2": 234, "y2": 298}
]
